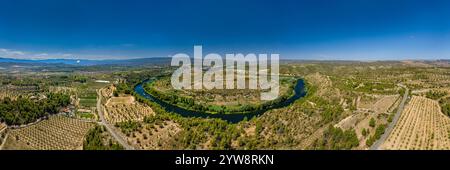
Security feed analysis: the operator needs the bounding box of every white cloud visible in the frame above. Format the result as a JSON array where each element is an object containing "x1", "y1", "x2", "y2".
[
  {"x1": 0, "y1": 48, "x2": 27, "y2": 58},
  {"x1": 0, "y1": 48, "x2": 74, "y2": 59}
]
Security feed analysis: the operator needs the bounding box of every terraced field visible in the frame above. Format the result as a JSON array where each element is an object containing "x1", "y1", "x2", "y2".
[
  {"x1": 122, "y1": 121, "x2": 182, "y2": 150},
  {"x1": 105, "y1": 102, "x2": 155, "y2": 124},
  {"x1": 382, "y1": 96, "x2": 450, "y2": 150},
  {"x1": 0, "y1": 89, "x2": 27, "y2": 100}
]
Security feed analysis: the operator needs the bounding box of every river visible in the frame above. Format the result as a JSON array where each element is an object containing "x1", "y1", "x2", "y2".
[{"x1": 134, "y1": 79, "x2": 306, "y2": 123}]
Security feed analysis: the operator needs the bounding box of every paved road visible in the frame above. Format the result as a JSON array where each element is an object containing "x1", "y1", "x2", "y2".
[
  {"x1": 97, "y1": 89, "x2": 134, "y2": 150},
  {"x1": 370, "y1": 86, "x2": 409, "y2": 150}
]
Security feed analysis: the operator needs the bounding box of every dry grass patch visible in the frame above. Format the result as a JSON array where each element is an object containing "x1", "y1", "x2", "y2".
[
  {"x1": 105, "y1": 96, "x2": 135, "y2": 107},
  {"x1": 358, "y1": 94, "x2": 400, "y2": 114}
]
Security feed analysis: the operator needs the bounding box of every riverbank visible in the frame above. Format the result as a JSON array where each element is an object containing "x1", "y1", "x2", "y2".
[{"x1": 133, "y1": 79, "x2": 307, "y2": 123}]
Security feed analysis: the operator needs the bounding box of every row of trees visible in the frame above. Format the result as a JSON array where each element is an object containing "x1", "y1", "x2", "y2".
[{"x1": 0, "y1": 93, "x2": 70, "y2": 125}]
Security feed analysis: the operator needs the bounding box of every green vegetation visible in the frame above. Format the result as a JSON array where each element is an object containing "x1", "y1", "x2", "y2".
[
  {"x1": 144, "y1": 77, "x2": 298, "y2": 114},
  {"x1": 76, "y1": 112, "x2": 95, "y2": 119},
  {"x1": 115, "y1": 120, "x2": 142, "y2": 136},
  {"x1": 0, "y1": 93, "x2": 70, "y2": 125},
  {"x1": 399, "y1": 88, "x2": 406, "y2": 96},
  {"x1": 311, "y1": 125, "x2": 359, "y2": 150},
  {"x1": 426, "y1": 90, "x2": 447, "y2": 100},
  {"x1": 115, "y1": 83, "x2": 132, "y2": 95},
  {"x1": 442, "y1": 104, "x2": 450, "y2": 116},
  {"x1": 133, "y1": 91, "x2": 243, "y2": 150},
  {"x1": 336, "y1": 78, "x2": 397, "y2": 95},
  {"x1": 83, "y1": 125, "x2": 124, "y2": 150},
  {"x1": 361, "y1": 128, "x2": 368, "y2": 137},
  {"x1": 387, "y1": 113, "x2": 394, "y2": 123},
  {"x1": 71, "y1": 75, "x2": 88, "y2": 83},
  {"x1": 369, "y1": 118, "x2": 376, "y2": 128},
  {"x1": 366, "y1": 124, "x2": 387, "y2": 147},
  {"x1": 79, "y1": 98, "x2": 96, "y2": 108},
  {"x1": 440, "y1": 97, "x2": 450, "y2": 117},
  {"x1": 320, "y1": 104, "x2": 344, "y2": 123}
]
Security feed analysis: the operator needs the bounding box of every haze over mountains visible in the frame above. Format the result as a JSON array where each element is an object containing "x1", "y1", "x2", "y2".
[
  {"x1": 0, "y1": 57, "x2": 171, "y2": 66},
  {"x1": 1, "y1": 56, "x2": 450, "y2": 67}
]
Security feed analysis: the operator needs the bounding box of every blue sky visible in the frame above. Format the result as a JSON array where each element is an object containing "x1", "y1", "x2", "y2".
[{"x1": 0, "y1": 0, "x2": 449, "y2": 60}]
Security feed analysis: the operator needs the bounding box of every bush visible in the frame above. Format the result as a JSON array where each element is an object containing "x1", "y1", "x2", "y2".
[
  {"x1": 362, "y1": 128, "x2": 368, "y2": 137},
  {"x1": 369, "y1": 118, "x2": 376, "y2": 128}
]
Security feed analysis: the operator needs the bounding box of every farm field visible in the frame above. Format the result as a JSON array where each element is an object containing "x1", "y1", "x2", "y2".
[
  {"x1": 117, "y1": 120, "x2": 182, "y2": 149},
  {"x1": 105, "y1": 102, "x2": 155, "y2": 124},
  {"x1": 381, "y1": 96, "x2": 450, "y2": 150},
  {"x1": 2, "y1": 115, "x2": 95, "y2": 150},
  {"x1": 103, "y1": 95, "x2": 155, "y2": 124}
]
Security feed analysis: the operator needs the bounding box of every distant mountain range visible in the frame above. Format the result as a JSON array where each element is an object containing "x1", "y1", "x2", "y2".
[
  {"x1": 1, "y1": 57, "x2": 448, "y2": 66},
  {"x1": 0, "y1": 57, "x2": 171, "y2": 66}
]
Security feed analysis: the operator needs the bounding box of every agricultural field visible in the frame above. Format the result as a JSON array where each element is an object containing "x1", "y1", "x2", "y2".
[
  {"x1": 105, "y1": 102, "x2": 155, "y2": 124},
  {"x1": 103, "y1": 92, "x2": 155, "y2": 124},
  {"x1": 381, "y1": 96, "x2": 450, "y2": 150},
  {"x1": 2, "y1": 115, "x2": 95, "y2": 150},
  {"x1": 116, "y1": 120, "x2": 181, "y2": 149},
  {"x1": 0, "y1": 85, "x2": 37, "y2": 100}
]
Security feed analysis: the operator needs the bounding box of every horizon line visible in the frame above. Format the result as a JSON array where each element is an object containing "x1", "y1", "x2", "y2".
[{"x1": 0, "y1": 56, "x2": 449, "y2": 62}]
